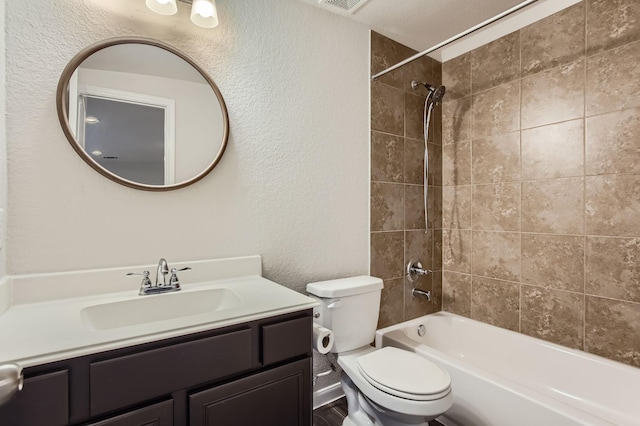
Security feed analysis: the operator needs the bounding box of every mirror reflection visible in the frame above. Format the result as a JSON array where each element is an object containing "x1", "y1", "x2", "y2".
[{"x1": 58, "y1": 38, "x2": 229, "y2": 190}]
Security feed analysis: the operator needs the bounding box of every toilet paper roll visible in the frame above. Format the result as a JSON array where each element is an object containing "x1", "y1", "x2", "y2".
[{"x1": 312, "y1": 323, "x2": 334, "y2": 354}]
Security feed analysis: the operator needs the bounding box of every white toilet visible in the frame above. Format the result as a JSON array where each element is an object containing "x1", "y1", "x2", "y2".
[{"x1": 307, "y1": 276, "x2": 453, "y2": 426}]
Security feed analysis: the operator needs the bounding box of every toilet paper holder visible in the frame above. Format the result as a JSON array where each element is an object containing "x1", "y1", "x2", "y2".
[{"x1": 312, "y1": 323, "x2": 334, "y2": 354}]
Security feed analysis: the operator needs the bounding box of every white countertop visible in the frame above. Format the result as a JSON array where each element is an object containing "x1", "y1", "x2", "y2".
[{"x1": 0, "y1": 256, "x2": 319, "y2": 368}]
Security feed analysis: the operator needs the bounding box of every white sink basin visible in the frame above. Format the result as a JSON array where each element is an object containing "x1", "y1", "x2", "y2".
[{"x1": 81, "y1": 288, "x2": 242, "y2": 331}]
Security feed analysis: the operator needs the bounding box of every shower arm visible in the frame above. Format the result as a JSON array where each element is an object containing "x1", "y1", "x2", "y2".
[{"x1": 371, "y1": 0, "x2": 538, "y2": 81}]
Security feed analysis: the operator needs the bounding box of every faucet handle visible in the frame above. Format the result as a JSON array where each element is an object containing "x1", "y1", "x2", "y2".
[
  {"x1": 127, "y1": 270, "x2": 152, "y2": 291},
  {"x1": 406, "y1": 259, "x2": 432, "y2": 283},
  {"x1": 127, "y1": 270, "x2": 150, "y2": 278},
  {"x1": 169, "y1": 267, "x2": 191, "y2": 289}
]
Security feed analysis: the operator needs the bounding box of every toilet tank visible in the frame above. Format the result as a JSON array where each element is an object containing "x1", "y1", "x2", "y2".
[{"x1": 306, "y1": 276, "x2": 383, "y2": 353}]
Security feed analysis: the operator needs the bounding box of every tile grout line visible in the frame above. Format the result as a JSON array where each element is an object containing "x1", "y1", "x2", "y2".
[
  {"x1": 518, "y1": 25, "x2": 524, "y2": 333},
  {"x1": 518, "y1": 24, "x2": 524, "y2": 333},
  {"x1": 469, "y1": 55, "x2": 475, "y2": 321},
  {"x1": 582, "y1": 1, "x2": 588, "y2": 353},
  {"x1": 434, "y1": 227, "x2": 640, "y2": 241}
]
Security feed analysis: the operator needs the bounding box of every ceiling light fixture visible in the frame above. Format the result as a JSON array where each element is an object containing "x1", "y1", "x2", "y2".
[
  {"x1": 190, "y1": 0, "x2": 219, "y2": 28},
  {"x1": 145, "y1": 0, "x2": 177, "y2": 16},
  {"x1": 85, "y1": 116, "x2": 100, "y2": 124},
  {"x1": 145, "y1": 0, "x2": 219, "y2": 29}
]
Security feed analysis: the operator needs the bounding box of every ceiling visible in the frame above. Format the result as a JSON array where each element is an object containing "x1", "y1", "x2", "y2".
[
  {"x1": 82, "y1": 44, "x2": 206, "y2": 83},
  {"x1": 299, "y1": 0, "x2": 581, "y2": 62}
]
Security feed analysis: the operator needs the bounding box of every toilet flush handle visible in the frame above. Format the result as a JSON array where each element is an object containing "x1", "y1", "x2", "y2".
[{"x1": 327, "y1": 300, "x2": 343, "y2": 309}]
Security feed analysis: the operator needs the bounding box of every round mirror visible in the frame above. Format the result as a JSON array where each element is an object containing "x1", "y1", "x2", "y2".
[{"x1": 56, "y1": 37, "x2": 229, "y2": 191}]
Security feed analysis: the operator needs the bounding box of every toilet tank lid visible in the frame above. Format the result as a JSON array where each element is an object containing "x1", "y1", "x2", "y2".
[{"x1": 306, "y1": 276, "x2": 383, "y2": 298}]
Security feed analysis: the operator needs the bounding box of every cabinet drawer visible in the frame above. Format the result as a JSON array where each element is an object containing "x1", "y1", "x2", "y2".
[
  {"x1": 89, "y1": 400, "x2": 173, "y2": 425},
  {"x1": 90, "y1": 328, "x2": 252, "y2": 417},
  {"x1": 0, "y1": 369, "x2": 69, "y2": 426},
  {"x1": 262, "y1": 316, "x2": 312, "y2": 366}
]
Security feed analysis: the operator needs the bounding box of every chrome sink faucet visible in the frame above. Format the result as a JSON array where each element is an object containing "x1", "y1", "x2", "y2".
[
  {"x1": 156, "y1": 258, "x2": 169, "y2": 287},
  {"x1": 127, "y1": 258, "x2": 191, "y2": 296}
]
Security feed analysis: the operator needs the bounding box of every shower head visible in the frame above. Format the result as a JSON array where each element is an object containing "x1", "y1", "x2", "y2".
[
  {"x1": 410, "y1": 81, "x2": 446, "y2": 105},
  {"x1": 431, "y1": 85, "x2": 446, "y2": 105}
]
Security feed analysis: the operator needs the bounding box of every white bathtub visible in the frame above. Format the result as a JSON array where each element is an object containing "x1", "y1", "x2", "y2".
[{"x1": 375, "y1": 312, "x2": 640, "y2": 426}]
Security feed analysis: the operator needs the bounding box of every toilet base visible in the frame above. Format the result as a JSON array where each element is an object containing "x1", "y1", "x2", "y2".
[
  {"x1": 342, "y1": 374, "x2": 376, "y2": 426},
  {"x1": 342, "y1": 418, "x2": 359, "y2": 426},
  {"x1": 340, "y1": 374, "x2": 435, "y2": 426}
]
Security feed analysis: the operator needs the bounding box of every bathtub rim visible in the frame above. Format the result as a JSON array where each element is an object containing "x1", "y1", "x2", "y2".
[{"x1": 376, "y1": 311, "x2": 640, "y2": 374}]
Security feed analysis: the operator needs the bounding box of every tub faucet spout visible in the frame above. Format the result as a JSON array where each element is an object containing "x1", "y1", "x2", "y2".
[{"x1": 412, "y1": 288, "x2": 432, "y2": 301}]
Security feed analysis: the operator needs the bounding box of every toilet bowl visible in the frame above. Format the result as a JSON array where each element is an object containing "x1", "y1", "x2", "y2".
[
  {"x1": 307, "y1": 276, "x2": 453, "y2": 426},
  {"x1": 339, "y1": 346, "x2": 453, "y2": 425}
]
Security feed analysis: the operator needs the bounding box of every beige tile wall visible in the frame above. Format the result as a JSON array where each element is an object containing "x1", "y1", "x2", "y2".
[
  {"x1": 370, "y1": 32, "x2": 443, "y2": 328},
  {"x1": 441, "y1": 0, "x2": 640, "y2": 367}
]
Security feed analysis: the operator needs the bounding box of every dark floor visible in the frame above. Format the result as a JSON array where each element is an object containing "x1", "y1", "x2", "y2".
[
  {"x1": 313, "y1": 397, "x2": 444, "y2": 425},
  {"x1": 313, "y1": 397, "x2": 348, "y2": 426}
]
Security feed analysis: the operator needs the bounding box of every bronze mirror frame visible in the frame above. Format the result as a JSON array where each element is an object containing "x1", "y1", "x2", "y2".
[{"x1": 56, "y1": 37, "x2": 229, "y2": 191}]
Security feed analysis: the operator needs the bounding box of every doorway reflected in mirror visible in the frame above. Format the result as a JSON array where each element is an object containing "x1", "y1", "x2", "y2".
[{"x1": 82, "y1": 96, "x2": 167, "y2": 186}]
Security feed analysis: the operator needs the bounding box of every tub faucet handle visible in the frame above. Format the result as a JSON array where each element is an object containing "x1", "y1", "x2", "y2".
[{"x1": 407, "y1": 259, "x2": 432, "y2": 282}]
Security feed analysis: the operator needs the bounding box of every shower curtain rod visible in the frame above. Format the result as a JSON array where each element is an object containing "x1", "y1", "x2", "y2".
[{"x1": 371, "y1": 0, "x2": 539, "y2": 81}]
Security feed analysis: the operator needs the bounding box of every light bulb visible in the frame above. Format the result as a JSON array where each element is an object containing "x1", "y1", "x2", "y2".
[
  {"x1": 145, "y1": 0, "x2": 177, "y2": 16},
  {"x1": 195, "y1": 1, "x2": 214, "y2": 18},
  {"x1": 191, "y1": 0, "x2": 219, "y2": 28}
]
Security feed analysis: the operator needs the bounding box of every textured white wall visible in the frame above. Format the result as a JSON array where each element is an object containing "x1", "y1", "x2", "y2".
[
  {"x1": 5, "y1": 0, "x2": 370, "y2": 292},
  {"x1": 0, "y1": 0, "x2": 6, "y2": 279}
]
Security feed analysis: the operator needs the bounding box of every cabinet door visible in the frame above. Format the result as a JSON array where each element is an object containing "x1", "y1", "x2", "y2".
[
  {"x1": 189, "y1": 358, "x2": 311, "y2": 426},
  {"x1": 0, "y1": 370, "x2": 69, "y2": 426},
  {"x1": 89, "y1": 400, "x2": 173, "y2": 426}
]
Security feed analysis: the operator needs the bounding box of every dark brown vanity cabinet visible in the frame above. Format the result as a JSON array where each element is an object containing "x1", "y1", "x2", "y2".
[{"x1": 0, "y1": 310, "x2": 313, "y2": 426}]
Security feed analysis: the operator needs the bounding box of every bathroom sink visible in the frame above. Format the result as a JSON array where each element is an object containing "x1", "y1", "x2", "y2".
[{"x1": 81, "y1": 288, "x2": 242, "y2": 331}]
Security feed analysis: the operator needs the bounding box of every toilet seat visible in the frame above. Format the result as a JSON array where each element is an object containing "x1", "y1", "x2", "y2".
[
  {"x1": 357, "y1": 347, "x2": 451, "y2": 401},
  {"x1": 337, "y1": 346, "x2": 453, "y2": 419}
]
